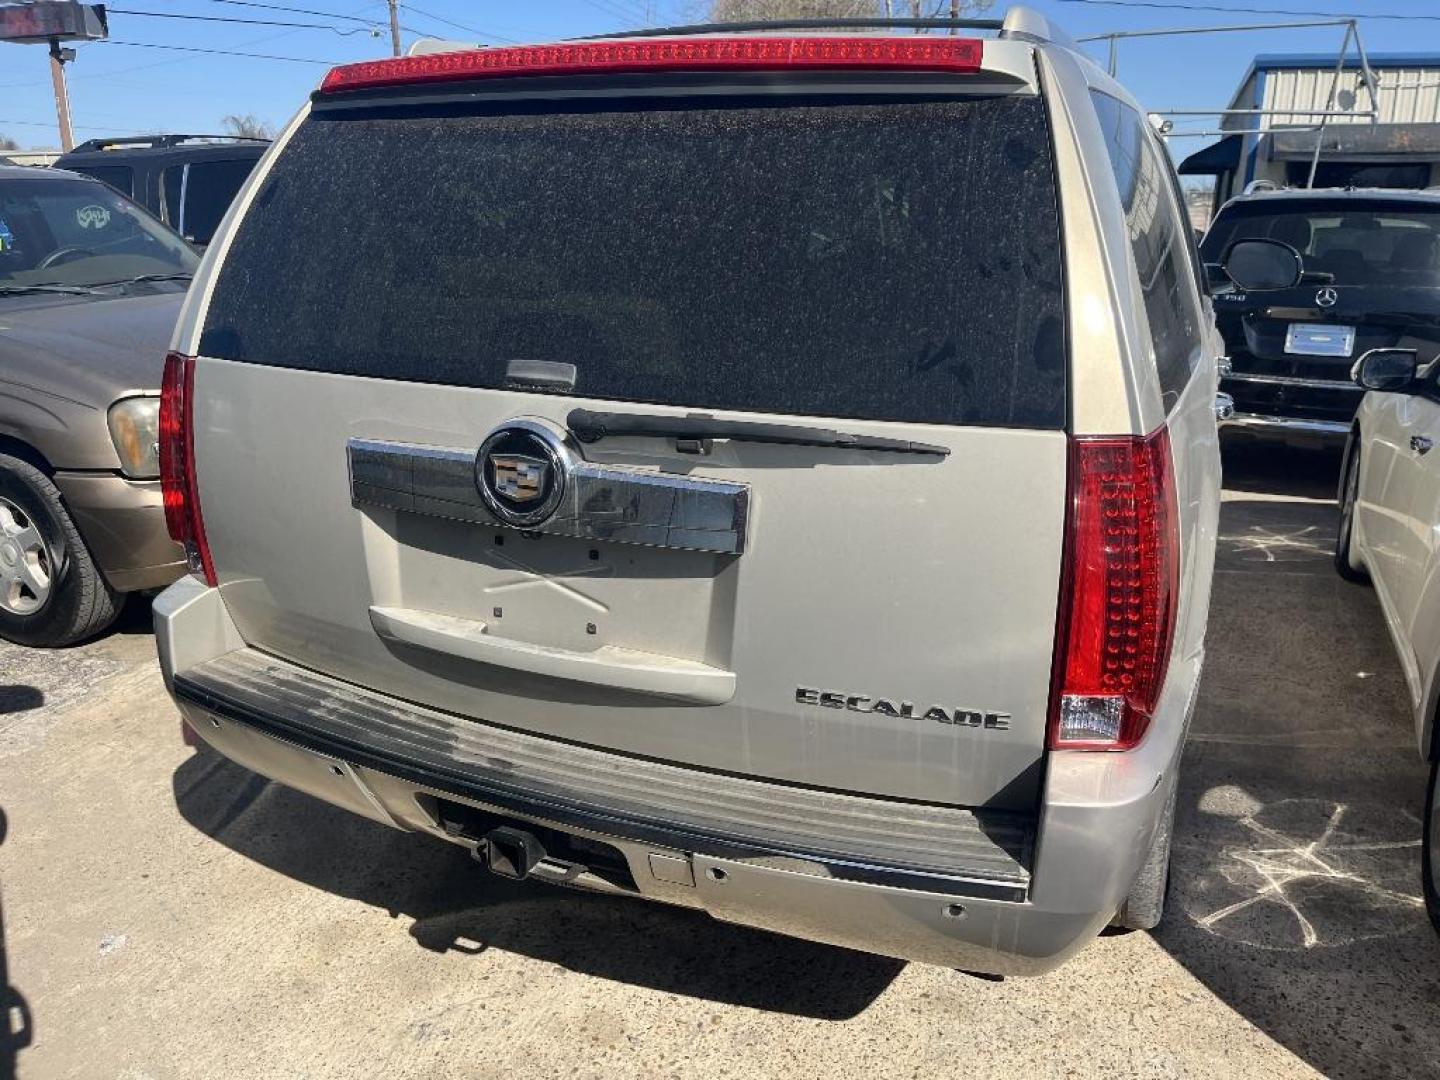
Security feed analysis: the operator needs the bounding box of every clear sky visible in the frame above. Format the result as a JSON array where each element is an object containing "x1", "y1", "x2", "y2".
[{"x1": 0, "y1": 0, "x2": 1435, "y2": 163}]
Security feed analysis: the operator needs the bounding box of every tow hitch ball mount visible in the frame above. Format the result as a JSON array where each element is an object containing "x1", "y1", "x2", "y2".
[{"x1": 472, "y1": 825, "x2": 588, "y2": 886}]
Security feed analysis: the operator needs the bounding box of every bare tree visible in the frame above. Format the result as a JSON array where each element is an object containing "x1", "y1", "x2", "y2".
[
  {"x1": 221, "y1": 113, "x2": 275, "y2": 140},
  {"x1": 0, "y1": 134, "x2": 19, "y2": 152},
  {"x1": 707, "y1": 0, "x2": 880, "y2": 17},
  {"x1": 904, "y1": 0, "x2": 994, "y2": 20}
]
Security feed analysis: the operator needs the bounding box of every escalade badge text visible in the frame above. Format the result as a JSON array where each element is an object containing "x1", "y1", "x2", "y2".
[{"x1": 795, "y1": 687, "x2": 1010, "y2": 730}]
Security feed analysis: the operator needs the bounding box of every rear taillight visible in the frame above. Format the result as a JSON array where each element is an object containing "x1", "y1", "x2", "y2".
[
  {"x1": 159, "y1": 352, "x2": 216, "y2": 586},
  {"x1": 319, "y1": 36, "x2": 983, "y2": 94},
  {"x1": 1049, "y1": 427, "x2": 1179, "y2": 751}
]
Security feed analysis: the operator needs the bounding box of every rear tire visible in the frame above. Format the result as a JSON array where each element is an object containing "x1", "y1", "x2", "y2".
[
  {"x1": 1335, "y1": 443, "x2": 1369, "y2": 583},
  {"x1": 0, "y1": 454, "x2": 122, "y2": 647},
  {"x1": 1423, "y1": 758, "x2": 1440, "y2": 936},
  {"x1": 1113, "y1": 777, "x2": 1178, "y2": 931}
]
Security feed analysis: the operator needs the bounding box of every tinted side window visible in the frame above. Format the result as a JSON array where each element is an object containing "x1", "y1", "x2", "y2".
[
  {"x1": 1091, "y1": 91, "x2": 1202, "y2": 407},
  {"x1": 181, "y1": 159, "x2": 256, "y2": 244},
  {"x1": 202, "y1": 97, "x2": 1067, "y2": 430},
  {"x1": 69, "y1": 164, "x2": 133, "y2": 198}
]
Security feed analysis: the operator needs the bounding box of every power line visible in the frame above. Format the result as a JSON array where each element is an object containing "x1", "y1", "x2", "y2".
[
  {"x1": 577, "y1": 0, "x2": 646, "y2": 30},
  {"x1": 400, "y1": 3, "x2": 519, "y2": 43},
  {"x1": 97, "y1": 39, "x2": 337, "y2": 63},
  {"x1": 106, "y1": 7, "x2": 382, "y2": 34},
  {"x1": 197, "y1": 0, "x2": 396, "y2": 27},
  {"x1": 0, "y1": 116, "x2": 112, "y2": 133},
  {"x1": 1053, "y1": 0, "x2": 1440, "y2": 21}
]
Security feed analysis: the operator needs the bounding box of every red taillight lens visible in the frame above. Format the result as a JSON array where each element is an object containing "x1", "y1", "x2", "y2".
[
  {"x1": 159, "y1": 352, "x2": 216, "y2": 587},
  {"x1": 1050, "y1": 427, "x2": 1179, "y2": 751},
  {"x1": 319, "y1": 36, "x2": 984, "y2": 94}
]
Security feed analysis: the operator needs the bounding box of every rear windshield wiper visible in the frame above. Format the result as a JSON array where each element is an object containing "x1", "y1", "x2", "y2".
[
  {"x1": 0, "y1": 283, "x2": 106, "y2": 296},
  {"x1": 567, "y1": 408, "x2": 950, "y2": 457}
]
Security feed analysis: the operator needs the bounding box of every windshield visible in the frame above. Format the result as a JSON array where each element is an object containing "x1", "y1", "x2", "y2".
[
  {"x1": 0, "y1": 175, "x2": 198, "y2": 289},
  {"x1": 1202, "y1": 200, "x2": 1440, "y2": 287}
]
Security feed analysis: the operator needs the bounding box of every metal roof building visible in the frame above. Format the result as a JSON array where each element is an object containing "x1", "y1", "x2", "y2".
[{"x1": 1181, "y1": 53, "x2": 1440, "y2": 208}]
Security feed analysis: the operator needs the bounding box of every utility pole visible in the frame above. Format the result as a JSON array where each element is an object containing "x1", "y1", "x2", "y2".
[
  {"x1": 48, "y1": 39, "x2": 74, "y2": 151},
  {"x1": 950, "y1": 0, "x2": 959, "y2": 33},
  {"x1": 0, "y1": 3, "x2": 106, "y2": 152},
  {"x1": 386, "y1": 0, "x2": 401, "y2": 57}
]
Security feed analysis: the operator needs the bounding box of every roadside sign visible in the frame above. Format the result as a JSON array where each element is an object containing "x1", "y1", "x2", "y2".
[{"x1": 0, "y1": 2, "x2": 108, "y2": 45}]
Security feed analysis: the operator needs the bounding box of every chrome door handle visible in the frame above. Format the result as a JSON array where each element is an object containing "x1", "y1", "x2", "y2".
[
  {"x1": 1214, "y1": 392, "x2": 1236, "y2": 421},
  {"x1": 1411, "y1": 435, "x2": 1433, "y2": 455}
]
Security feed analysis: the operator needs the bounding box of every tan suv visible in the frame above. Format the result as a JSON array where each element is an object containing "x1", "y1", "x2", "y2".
[
  {"x1": 0, "y1": 165, "x2": 192, "y2": 645},
  {"x1": 156, "y1": 9, "x2": 1227, "y2": 974}
]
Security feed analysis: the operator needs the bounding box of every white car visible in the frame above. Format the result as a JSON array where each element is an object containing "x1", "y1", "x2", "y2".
[{"x1": 1337, "y1": 347, "x2": 1440, "y2": 929}]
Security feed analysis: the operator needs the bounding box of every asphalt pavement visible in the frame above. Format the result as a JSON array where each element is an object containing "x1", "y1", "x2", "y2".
[{"x1": 1, "y1": 442, "x2": 1437, "y2": 1080}]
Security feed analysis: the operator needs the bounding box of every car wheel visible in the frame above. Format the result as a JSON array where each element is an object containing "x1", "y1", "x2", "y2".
[
  {"x1": 1424, "y1": 758, "x2": 1440, "y2": 936},
  {"x1": 0, "y1": 453, "x2": 122, "y2": 647},
  {"x1": 1112, "y1": 775, "x2": 1178, "y2": 931},
  {"x1": 1335, "y1": 443, "x2": 1369, "y2": 583}
]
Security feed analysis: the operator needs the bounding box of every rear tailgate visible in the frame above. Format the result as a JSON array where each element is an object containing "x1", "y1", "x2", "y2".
[{"x1": 186, "y1": 43, "x2": 1069, "y2": 810}]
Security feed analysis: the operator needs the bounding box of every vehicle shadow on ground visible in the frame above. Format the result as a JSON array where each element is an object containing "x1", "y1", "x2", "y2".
[
  {"x1": 1156, "y1": 444, "x2": 1440, "y2": 1080},
  {"x1": 0, "y1": 808, "x2": 33, "y2": 1080},
  {"x1": 170, "y1": 748, "x2": 903, "y2": 1020},
  {"x1": 1220, "y1": 437, "x2": 1344, "y2": 501},
  {"x1": 0, "y1": 687, "x2": 42, "y2": 716}
]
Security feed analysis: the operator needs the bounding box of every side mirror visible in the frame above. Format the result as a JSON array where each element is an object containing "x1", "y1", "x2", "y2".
[
  {"x1": 1221, "y1": 238, "x2": 1303, "y2": 291},
  {"x1": 1352, "y1": 348, "x2": 1418, "y2": 392}
]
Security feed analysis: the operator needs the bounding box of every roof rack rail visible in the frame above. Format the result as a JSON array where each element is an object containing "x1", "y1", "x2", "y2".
[{"x1": 67, "y1": 133, "x2": 269, "y2": 153}]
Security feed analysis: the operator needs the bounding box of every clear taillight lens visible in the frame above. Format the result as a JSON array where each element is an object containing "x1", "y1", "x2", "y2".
[
  {"x1": 1050, "y1": 427, "x2": 1179, "y2": 750},
  {"x1": 159, "y1": 351, "x2": 216, "y2": 586}
]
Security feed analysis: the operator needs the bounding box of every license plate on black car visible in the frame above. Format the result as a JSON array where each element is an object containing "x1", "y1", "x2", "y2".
[{"x1": 1284, "y1": 323, "x2": 1355, "y2": 358}]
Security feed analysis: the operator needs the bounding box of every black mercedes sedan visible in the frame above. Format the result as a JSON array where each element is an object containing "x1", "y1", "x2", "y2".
[{"x1": 1201, "y1": 188, "x2": 1440, "y2": 444}]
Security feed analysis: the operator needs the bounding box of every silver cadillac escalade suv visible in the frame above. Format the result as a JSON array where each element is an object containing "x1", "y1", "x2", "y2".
[{"x1": 155, "y1": 9, "x2": 1227, "y2": 975}]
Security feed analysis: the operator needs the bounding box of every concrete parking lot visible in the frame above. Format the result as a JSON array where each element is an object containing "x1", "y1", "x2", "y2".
[{"x1": 2, "y1": 445, "x2": 1438, "y2": 1080}]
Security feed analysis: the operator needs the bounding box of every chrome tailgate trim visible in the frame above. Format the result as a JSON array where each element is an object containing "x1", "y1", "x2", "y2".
[{"x1": 173, "y1": 648, "x2": 1034, "y2": 900}]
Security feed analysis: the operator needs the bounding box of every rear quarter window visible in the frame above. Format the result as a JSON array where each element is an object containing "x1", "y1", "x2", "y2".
[
  {"x1": 202, "y1": 94, "x2": 1067, "y2": 429},
  {"x1": 67, "y1": 164, "x2": 133, "y2": 198},
  {"x1": 1091, "y1": 91, "x2": 1203, "y2": 409}
]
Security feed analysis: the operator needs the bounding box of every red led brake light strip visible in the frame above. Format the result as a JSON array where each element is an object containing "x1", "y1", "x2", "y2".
[{"x1": 320, "y1": 36, "x2": 985, "y2": 94}]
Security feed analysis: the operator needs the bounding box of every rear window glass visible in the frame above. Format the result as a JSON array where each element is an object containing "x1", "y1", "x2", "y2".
[
  {"x1": 202, "y1": 96, "x2": 1066, "y2": 429},
  {"x1": 1202, "y1": 200, "x2": 1440, "y2": 287}
]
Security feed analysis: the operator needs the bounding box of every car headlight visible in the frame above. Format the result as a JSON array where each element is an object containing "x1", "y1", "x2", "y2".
[{"x1": 107, "y1": 396, "x2": 161, "y2": 479}]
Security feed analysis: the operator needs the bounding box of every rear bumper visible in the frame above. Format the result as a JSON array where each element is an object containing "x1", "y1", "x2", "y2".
[
  {"x1": 52, "y1": 471, "x2": 186, "y2": 592},
  {"x1": 1221, "y1": 411, "x2": 1350, "y2": 443},
  {"x1": 1217, "y1": 368, "x2": 1357, "y2": 446},
  {"x1": 155, "y1": 577, "x2": 1188, "y2": 976}
]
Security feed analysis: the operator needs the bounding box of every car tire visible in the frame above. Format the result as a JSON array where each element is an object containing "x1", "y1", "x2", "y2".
[
  {"x1": 1424, "y1": 758, "x2": 1440, "y2": 936},
  {"x1": 1335, "y1": 442, "x2": 1369, "y2": 583},
  {"x1": 1112, "y1": 776, "x2": 1178, "y2": 932},
  {"x1": 0, "y1": 453, "x2": 122, "y2": 647}
]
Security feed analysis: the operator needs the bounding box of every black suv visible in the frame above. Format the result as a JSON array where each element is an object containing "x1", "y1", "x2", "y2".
[
  {"x1": 1201, "y1": 188, "x2": 1440, "y2": 442},
  {"x1": 54, "y1": 134, "x2": 267, "y2": 246}
]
